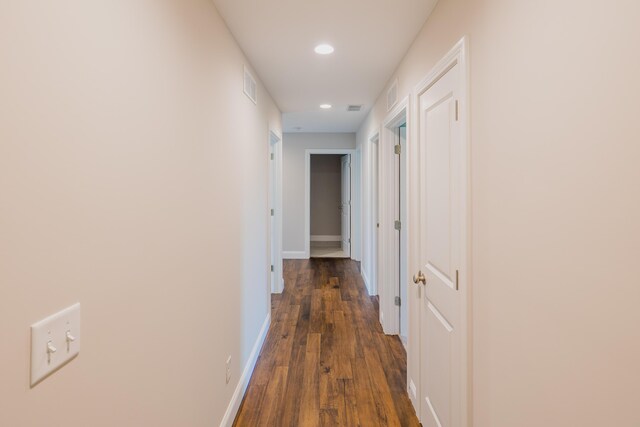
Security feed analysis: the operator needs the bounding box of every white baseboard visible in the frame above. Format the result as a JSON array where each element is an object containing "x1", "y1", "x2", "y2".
[
  {"x1": 409, "y1": 378, "x2": 417, "y2": 402},
  {"x1": 400, "y1": 334, "x2": 408, "y2": 351},
  {"x1": 271, "y1": 278, "x2": 284, "y2": 294},
  {"x1": 310, "y1": 235, "x2": 341, "y2": 242},
  {"x1": 273, "y1": 278, "x2": 285, "y2": 294},
  {"x1": 362, "y1": 269, "x2": 377, "y2": 296},
  {"x1": 219, "y1": 313, "x2": 271, "y2": 427},
  {"x1": 362, "y1": 270, "x2": 371, "y2": 295},
  {"x1": 282, "y1": 251, "x2": 307, "y2": 259}
]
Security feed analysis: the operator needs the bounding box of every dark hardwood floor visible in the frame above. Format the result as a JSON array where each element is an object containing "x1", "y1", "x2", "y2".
[{"x1": 233, "y1": 259, "x2": 420, "y2": 427}]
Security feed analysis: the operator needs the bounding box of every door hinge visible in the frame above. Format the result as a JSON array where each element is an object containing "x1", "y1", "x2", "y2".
[
  {"x1": 270, "y1": 265, "x2": 274, "y2": 272},
  {"x1": 270, "y1": 209, "x2": 274, "y2": 216},
  {"x1": 456, "y1": 269, "x2": 459, "y2": 290},
  {"x1": 455, "y1": 100, "x2": 459, "y2": 121},
  {"x1": 394, "y1": 296, "x2": 401, "y2": 306},
  {"x1": 348, "y1": 238, "x2": 351, "y2": 243},
  {"x1": 394, "y1": 144, "x2": 401, "y2": 155},
  {"x1": 394, "y1": 220, "x2": 401, "y2": 231},
  {"x1": 270, "y1": 153, "x2": 274, "y2": 160}
]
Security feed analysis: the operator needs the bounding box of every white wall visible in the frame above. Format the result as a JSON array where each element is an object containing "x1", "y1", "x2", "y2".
[
  {"x1": 282, "y1": 133, "x2": 356, "y2": 256},
  {"x1": 357, "y1": 0, "x2": 640, "y2": 426},
  {"x1": 0, "y1": 2, "x2": 281, "y2": 426}
]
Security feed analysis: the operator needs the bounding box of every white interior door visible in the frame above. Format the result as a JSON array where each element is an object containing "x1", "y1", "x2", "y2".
[
  {"x1": 417, "y1": 61, "x2": 465, "y2": 427},
  {"x1": 341, "y1": 155, "x2": 351, "y2": 256}
]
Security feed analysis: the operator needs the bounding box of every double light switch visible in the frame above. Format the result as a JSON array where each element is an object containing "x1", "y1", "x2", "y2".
[{"x1": 30, "y1": 303, "x2": 81, "y2": 386}]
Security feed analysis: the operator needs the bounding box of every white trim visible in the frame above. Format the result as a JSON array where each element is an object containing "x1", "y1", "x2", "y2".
[
  {"x1": 305, "y1": 149, "x2": 357, "y2": 259},
  {"x1": 366, "y1": 132, "x2": 380, "y2": 297},
  {"x1": 400, "y1": 335, "x2": 408, "y2": 351},
  {"x1": 219, "y1": 313, "x2": 271, "y2": 427},
  {"x1": 361, "y1": 270, "x2": 371, "y2": 296},
  {"x1": 310, "y1": 235, "x2": 342, "y2": 242},
  {"x1": 282, "y1": 251, "x2": 307, "y2": 259},
  {"x1": 269, "y1": 130, "x2": 284, "y2": 294},
  {"x1": 384, "y1": 96, "x2": 409, "y2": 129},
  {"x1": 410, "y1": 36, "x2": 470, "y2": 427},
  {"x1": 379, "y1": 97, "x2": 410, "y2": 338},
  {"x1": 409, "y1": 379, "x2": 417, "y2": 402},
  {"x1": 352, "y1": 147, "x2": 363, "y2": 262}
]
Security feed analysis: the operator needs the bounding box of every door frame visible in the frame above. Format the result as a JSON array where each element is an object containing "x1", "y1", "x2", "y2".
[
  {"x1": 409, "y1": 36, "x2": 470, "y2": 426},
  {"x1": 379, "y1": 97, "x2": 410, "y2": 338},
  {"x1": 364, "y1": 133, "x2": 380, "y2": 296},
  {"x1": 340, "y1": 155, "x2": 352, "y2": 255},
  {"x1": 269, "y1": 130, "x2": 284, "y2": 294},
  {"x1": 304, "y1": 148, "x2": 357, "y2": 259}
]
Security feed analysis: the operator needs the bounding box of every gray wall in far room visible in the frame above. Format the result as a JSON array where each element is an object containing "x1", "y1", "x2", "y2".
[{"x1": 310, "y1": 155, "x2": 342, "y2": 237}]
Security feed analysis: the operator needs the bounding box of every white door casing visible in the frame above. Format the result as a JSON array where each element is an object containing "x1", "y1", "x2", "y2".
[
  {"x1": 269, "y1": 130, "x2": 283, "y2": 294},
  {"x1": 370, "y1": 134, "x2": 379, "y2": 296},
  {"x1": 270, "y1": 145, "x2": 276, "y2": 288},
  {"x1": 414, "y1": 38, "x2": 469, "y2": 427},
  {"x1": 341, "y1": 155, "x2": 351, "y2": 256},
  {"x1": 379, "y1": 98, "x2": 410, "y2": 336},
  {"x1": 397, "y1": 125, "x2": 408, "y2": 343}
]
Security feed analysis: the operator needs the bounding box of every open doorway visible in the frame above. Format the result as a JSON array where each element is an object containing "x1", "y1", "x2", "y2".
[
  {"x1": 304, "y1": 148, "x2": 357, "y2": 259},
  {"x1": 308, "y1": 154, "x2": 351, "y2": 258}
]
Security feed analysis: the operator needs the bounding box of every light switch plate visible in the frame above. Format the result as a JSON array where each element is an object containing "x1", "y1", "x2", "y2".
[{"x1": 30, "y1": 303, "x2": 81, "y2": 386}]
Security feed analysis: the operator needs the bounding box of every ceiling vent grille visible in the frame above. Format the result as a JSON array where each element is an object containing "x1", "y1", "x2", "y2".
[
  {"x1": 347, "y1": 105, "x2": 363, "y2": 112},
  {"x1": 243, "y1": 66, "x2": 257, "y2": 104},
  {"x1": 387, "y1": 79, "x2": 398, "y2": 111}
]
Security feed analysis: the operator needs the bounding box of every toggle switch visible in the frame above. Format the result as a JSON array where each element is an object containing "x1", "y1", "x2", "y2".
[
  {"x1": 46, "y1": 341, "x2": 57, "y2": 363},
  {"x1": 65, "y1": 330, "x2": 76, "y2": 351},
  {"x1": 30, "y1": 303, "x2": 81, "y2": 386}
]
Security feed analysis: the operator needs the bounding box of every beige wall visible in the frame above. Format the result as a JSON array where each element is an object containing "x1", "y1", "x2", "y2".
[
  {"x1": 0, "y1": 1, "x2": 281, "y2": 426},
  {"x1": 358, "y1": 0, "x2": 640, "y2": 425},
  {"x1": 310, "y1": 155, "x2": 343, "y2": 238},
  {"x1": 282, "y1": 133, "x2": 355, "y2": 253}
]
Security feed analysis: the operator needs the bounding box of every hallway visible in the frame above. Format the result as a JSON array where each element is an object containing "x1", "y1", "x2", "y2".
[
  {"x1": 3, "y1": 1, "x2": 640, "y2": 425},
  {"x1": 234, "y1": 259, "x2": 419, "y2": 426}
]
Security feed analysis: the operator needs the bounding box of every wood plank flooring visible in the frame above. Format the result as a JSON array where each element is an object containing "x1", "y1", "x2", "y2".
[{"x1": 233, "y1": 259, "x2": 420, "y2": 427}]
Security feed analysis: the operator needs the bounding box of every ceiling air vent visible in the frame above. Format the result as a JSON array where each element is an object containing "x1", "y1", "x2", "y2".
[
  {"x1": 347, "y1": 105, "x2": 363, "y2": 112},
  {"x1": 243, "y1": 66, "x2": 257, "y2": 104},
  {"x1": 387, "y1": 79, "x2": 398, "y2": 111}
]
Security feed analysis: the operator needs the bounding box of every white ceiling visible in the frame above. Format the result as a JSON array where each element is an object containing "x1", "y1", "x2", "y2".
[{"x1": 212, "y1": 0, "x2": 439, "y2": 133}]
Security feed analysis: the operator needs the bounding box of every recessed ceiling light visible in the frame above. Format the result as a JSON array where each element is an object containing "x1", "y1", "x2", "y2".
[
  {"x1": 314, "y1": 44, "x2": 334, "y2": 55},
  {"x1": 320, "y1": 104, "x2": 332, "y2": 109}
]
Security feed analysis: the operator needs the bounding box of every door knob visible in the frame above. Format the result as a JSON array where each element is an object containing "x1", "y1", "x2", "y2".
[{"x1": 413, "y1": 271, "x2": 426, "y2": 285}]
